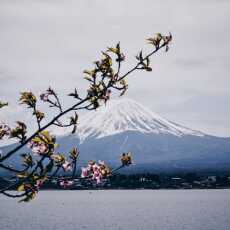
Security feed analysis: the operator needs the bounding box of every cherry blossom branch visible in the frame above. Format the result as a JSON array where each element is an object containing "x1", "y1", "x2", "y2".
[
  {"x1": 0, "y1": 97, "x2": 89, "y2": 162},
  {"x1": 0, "y1": 33, "x2": 172, "y2": 201}
]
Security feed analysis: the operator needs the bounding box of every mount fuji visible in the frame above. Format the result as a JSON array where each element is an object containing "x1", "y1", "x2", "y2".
[
  {"x1": 76, "y1": 99, "x2": 204, "y2": 142},
  {"x1": 1, "y1": 98, "x2": 230, "y2": 173},
  {"x1": 54, "y1": 98, "x2": 230, "y2": 172}
]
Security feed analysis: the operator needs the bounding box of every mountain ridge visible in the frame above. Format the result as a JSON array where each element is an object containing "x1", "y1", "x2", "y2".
[{"x1": 74, "y1": 98, "x2": 205, "y2": 143}]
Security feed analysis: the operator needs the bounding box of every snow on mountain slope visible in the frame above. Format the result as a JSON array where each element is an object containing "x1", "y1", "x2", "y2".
[{"x1": 76, "y1": 98, "x2": 204, "y2": 142}]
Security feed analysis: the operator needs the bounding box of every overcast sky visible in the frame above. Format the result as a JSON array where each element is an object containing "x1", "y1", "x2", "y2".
[{"x1": 0, "y1": 0, "x2": 230, "y2": 137}]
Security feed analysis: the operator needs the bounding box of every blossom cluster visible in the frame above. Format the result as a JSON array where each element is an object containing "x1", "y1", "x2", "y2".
[
  {"x1": 121, "y1": 152, "x2": 132, "y2": 166},
  {"x1": 35, "y1": 177, "x2": 47, "y2": 190},
  {"x1": 81, "y1": 160, "x2": 111, "y2": 184},
  {"x1": 50, "y1": 154, "x2": 73, "y2": 172},
  {"x1": 27, "y1": 131, "x2": 56, "y2": 156},
  {"x1": 10, "y1": 121, "x2": 27, "y2": 142},
  {"x1": 59, "y1": 180, "x2": 74, "y2": 188},
  {"x1": 20, "y1": 92, "x2": 37, "y2": 107},
  {"x1": 0, "y1": 123, "x2": 11, "y2": 139},
  {"x1": 62, "y1": 161, "x2": 72, "y2": 172},
  {"x1": 40, "y1": 87, "x2": 55, "y2": 102},
  {"x1": 40, "y1": 93, "x2": 49, "y2": 102},
  {"x1": 40, "y1": 88, "x2": 54, "y2": 102},
  {"x1": 27, "y1": 140, "x2": 49, "y2": 155}
]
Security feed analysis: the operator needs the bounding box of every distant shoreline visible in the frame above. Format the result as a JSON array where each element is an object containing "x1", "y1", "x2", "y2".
[{"x1": 3, "y1": 187, "x2": 230, "y2": 193}]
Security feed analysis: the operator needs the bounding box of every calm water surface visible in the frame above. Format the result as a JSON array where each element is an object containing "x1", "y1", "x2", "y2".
[{"x1": 0, "y1": 189, "x2": 230, "y2": 230}]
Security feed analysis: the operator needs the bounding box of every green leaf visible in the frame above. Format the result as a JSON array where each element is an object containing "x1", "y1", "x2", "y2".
[
  {"x1": 0, "y1": 101, "x2": 8, "y2": 109},
  {"x1": 17, "y1": 184, "x2": 25, "y2": 192}
]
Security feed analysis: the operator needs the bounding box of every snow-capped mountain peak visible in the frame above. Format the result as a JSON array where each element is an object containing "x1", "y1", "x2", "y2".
[{"x1": 77, "y1": 98, "x2": 204, "y2": 142}]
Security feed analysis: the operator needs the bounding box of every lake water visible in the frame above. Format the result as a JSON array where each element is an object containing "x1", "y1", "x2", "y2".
[{"x1": 0, "y1": 189, "x2": 230, "y2": 230}]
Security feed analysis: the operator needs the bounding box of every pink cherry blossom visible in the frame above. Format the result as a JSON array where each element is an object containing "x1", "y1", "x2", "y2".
[
  {"x1": 62, "y1": 161, "x2": 72, "y2": 172},
  {"x1": 95, "y1": 174, "x2": 103, "y2": 184},
  {"x1": 36, "y1": 180, "x2": 44, "y2": 189},
  {"x1": 92, "y1": 164, "x2": 100, "y2": 172},
  {"x1": 81, "y1": 167, "x2": 90, "y2": 178},
  {"x1": 59, "y1": 180, "x2": 74, "y2": 188},
  {"x1": 81, "y1": 160, "x2": 111, "y2": 184},
  {"x1": 40, "y1": 93, "x2": 49, "y2": 102},
  {"x1": 28, "y1": 141, "x2": 48, "y2": 155}
]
